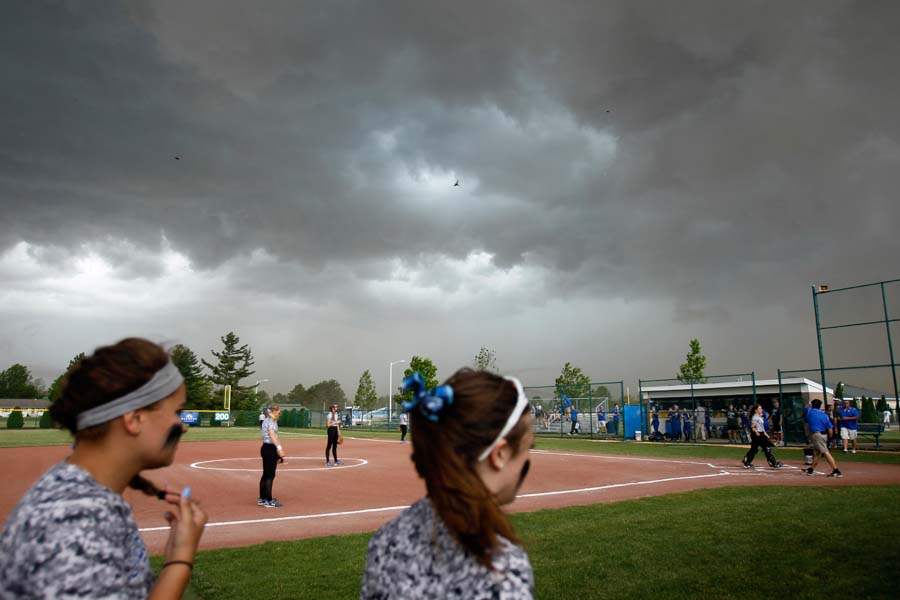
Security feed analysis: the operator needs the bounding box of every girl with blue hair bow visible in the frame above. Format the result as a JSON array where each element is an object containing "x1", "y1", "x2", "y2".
[{"x1": 361, "y1": 368, "x2": 535, "y2": 599}]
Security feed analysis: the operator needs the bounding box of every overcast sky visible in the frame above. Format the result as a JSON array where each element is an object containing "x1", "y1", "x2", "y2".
[{"x1": 2, "y1": 1, "x2": 899, "y2": 397}]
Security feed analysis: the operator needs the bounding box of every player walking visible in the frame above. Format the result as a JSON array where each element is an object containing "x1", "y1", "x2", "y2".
[{"x1": 741, "y1": 404, "x2": 783, "y2": 469}]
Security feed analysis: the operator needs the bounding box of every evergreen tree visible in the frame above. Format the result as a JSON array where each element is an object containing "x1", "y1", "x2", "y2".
[
  {"x1": 202, "y1": 332, "x2": 256, "y2": 410},
  {"x1": 876, "y1": 395, "x2": 888, "y2": 413},
  {"x1": 354, "y1": 370, "x2": 379, "y2": 411},
  {"x1": 6, "y1": 407, "x2": 24, "y2": 429},
  {"x1": 170, "y1": 344, "x2": 213, "y2": 409},
  {"x1": 677, "y1": 339, "x2": 707, "y2": 384},
  {"x1": 861, "y1": 396, "x2": 877, "y2": 423}
]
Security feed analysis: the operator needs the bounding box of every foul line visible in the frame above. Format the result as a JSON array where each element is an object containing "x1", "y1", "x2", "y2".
[
  {"x1": 138, "y1": 505, "x2": 410, "y2": 533},
  {"x1": 517, "y1": 472, "x2": 730, "y2": 499},
  {"x1": 189, "y1": 457, "x2": 368, "y2": 472},
  {"x1": 138, "y1": 471, "x2": 732, "y2": 534}
]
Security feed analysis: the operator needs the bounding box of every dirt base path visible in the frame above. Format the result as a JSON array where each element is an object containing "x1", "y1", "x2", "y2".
[{"x1": 2, "y1": 436, "x2": 898, "y2": 552}]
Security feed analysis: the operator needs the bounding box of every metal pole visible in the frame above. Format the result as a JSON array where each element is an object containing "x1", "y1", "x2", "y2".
[
  {"x1": 777, "y1": 369, "x2": 784, "y2": 445},
  {"x1": 388, "y1": 364, "x2": 392, "y2": 424},
  {"x1": 812, "y1": 286, "x2": 829, "y2": 405},
  {"x1": 751, "y1": 371, "x2": 757, "y2": 405},
  {"x1": 881, "y1": 282, "x2": 900, "y2": 429}
]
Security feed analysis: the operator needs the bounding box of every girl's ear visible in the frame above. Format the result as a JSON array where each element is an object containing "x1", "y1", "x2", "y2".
[{"x1": 121, "y1": 410, "x2": 142, "y2": 436}]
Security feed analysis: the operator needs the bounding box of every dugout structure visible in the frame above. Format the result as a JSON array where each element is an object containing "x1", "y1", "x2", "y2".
[
  {"x1": 525, "y1": 380, "x2": 626, "y2": 439},
  {"x1": 639, "y1": 373, "x2": 758, "y2": 443}
]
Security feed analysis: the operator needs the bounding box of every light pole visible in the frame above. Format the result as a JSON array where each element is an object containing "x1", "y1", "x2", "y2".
[
  {"x1": 254, "y1": 379, "x2": 270, "y2": 398},
  {"x1": 388, "y1": 360, "x2": 406, "y2": 422}
]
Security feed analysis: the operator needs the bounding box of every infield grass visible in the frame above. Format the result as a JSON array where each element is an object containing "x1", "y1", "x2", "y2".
[{"x1": 159, "y1": 485, "x2": 900, "y2": 599}]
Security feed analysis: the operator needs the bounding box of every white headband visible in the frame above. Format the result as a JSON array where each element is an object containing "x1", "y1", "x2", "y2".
[
  {"x1": 477, "y1": 376, "x2": 530, "y2": 462},
  {"x1": 76, "y1": 361, "x2": 184, "y2": 431}
]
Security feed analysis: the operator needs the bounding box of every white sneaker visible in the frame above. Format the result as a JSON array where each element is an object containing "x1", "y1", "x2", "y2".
[{"x1": 851, "y1": 449, "x2": 857, "y2": 454}]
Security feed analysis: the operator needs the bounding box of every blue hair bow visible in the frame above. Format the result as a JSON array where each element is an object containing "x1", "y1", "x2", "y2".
[{"x1": 401, "y1": 372, "x2": 454, "y2": 422}]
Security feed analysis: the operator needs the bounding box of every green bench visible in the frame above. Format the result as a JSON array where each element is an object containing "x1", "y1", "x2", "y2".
[{"x1": 856, "y1": 422, "x2": 885, "y2": 448}]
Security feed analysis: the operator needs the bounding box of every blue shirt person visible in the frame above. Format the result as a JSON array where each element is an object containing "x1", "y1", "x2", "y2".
[
  {"x1": 839, "y1": 400, "x2": 860, "y2": 453},
  {"x1": 805, "y1": 406, "x2": 832, "y2": 434},
  {"x1": 670, "y1": 406, "x2": 682, "y2": 440},
  {"x1": 651, "y1": 411, "x2": 660, "y2": 434}
]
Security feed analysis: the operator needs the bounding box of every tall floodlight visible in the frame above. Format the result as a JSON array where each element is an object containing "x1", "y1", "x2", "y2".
[{"x1": 388, "y1": 360, "x2": 406, "y2": 423}]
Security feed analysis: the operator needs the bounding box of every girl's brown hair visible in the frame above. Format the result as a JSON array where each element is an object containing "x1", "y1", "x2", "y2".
[
  {"x1": 50, "y1": 337, "x2": 172, "y2": 498},
  {"x1": 409, "y1": 368, "x2": 530, "y2": 567}
]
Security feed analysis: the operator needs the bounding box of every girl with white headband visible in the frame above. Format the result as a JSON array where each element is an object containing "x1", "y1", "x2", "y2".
[
  {"x1": 0, "y1": 338, "x2": 207, "y2": 599},
  {"x1": 361, "y1": 369, "x2": 535, "y2": 599}
]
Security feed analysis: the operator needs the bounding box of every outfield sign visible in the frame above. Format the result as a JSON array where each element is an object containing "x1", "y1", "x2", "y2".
[
  {"x1": 180, "y1": 411, "x2": 199, "y2": 425},
  {"x1": 214, "y1": 411, "x2": 230, "y2": 422}
]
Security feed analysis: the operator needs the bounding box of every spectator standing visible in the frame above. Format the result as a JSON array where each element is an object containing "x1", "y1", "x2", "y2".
[
  {"x1": 695, "y1": 404, "x2": 707, "y2": 441},
  {"x1": 651, "y1": 409, "x2": 660, "y2": 438},
  {"x1": 569, "y1": 407, "x2": 579, "y2": 435},
  {"x1": 611, "y1": 403, "x2": 621, "y2": 435},
  {"x1": 839, "y1": 399, "x2": 859, "y2": 454},
  {"x1": 682, "y1": 408, "x2": 693, "y2": 442},
  {"x1": 804, "y1": 399, "x2": 842, "y2": 478},
  {"x1": 726, "y1": 404, "x2": 740, "y2": 444},
  {"x1": 670, "y1": 405, "x2": 682, "y2": 441},
  {"x1": 884, "y1": 407, "x2": 893, "y2": 429},
  {"x1": 739, "y1": 405, "x2": 751, "y2": 444},
  {"x1": 770, "y1": 399, "x2": 783, "y2": 446}
]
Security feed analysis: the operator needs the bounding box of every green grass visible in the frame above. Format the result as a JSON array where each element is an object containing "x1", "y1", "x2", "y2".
[
  {"x1": 0, "y1": 426, "x2": 401, "y2": 448},
  {"x1": 4, "y1": 427, "x2": 900, "y2": 466},
  {"x1": 163, "y1": 485, "x2": 900, "y2": 599}
]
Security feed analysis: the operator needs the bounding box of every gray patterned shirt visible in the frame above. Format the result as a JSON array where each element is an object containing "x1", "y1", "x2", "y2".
[
  {"x1": 0, "y1": 462, "x2": 153, "y2": 599},
  {"x1": 361, "y1": 498, "x2": 533, "y2": 599}
]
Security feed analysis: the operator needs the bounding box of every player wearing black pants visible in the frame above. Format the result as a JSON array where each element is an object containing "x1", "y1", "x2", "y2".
[
  {"x1": 325, "y1": 404, "x2": 342, "y2": 466},
  {"x1": 742, "y1": 404, "x2": 782, "y2": 469},
  {"x1": 259, "y1": 404, "x2": 284, "y2": 507}
]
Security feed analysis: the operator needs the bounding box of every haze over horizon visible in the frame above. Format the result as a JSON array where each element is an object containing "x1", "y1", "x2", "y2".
[{"x1": 2, "y1": 1, "x2": 899, "y2": 397}]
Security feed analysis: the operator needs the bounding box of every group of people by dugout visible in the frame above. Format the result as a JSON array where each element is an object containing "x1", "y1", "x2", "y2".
[
  {"x1": 0, "y1": 337, "x2": 539, "y2": 598},
  {"x1": 647, "y1": 400, "x2": 784, "y2": 444}
]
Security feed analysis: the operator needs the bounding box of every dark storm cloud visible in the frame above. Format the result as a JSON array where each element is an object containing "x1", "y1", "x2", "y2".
[{"x1": 2, "y1": 0, "x2": 900, "y2": 321}]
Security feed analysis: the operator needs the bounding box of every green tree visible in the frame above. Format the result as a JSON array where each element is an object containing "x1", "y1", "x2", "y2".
[
  {"x1": 876, "y1": 395, "x2": 888, "y2": 413},
  {"x1": 170, "y1": 344, "x2": 214, "y2": 409},
  {"x1": 834, "y1": 381, "x2": 845, "y2": 400},
  {"x1": 677, "y1": 339, "x2": 707, "y2": 384},
  {"x1": 39, "y1": 409, "x2": 53, "y2": 428},
  {"x1": 47, "y1": 353, "x2": 86, "y2": 403},
  {"x1": 272, "y1": 392, "x2": 288, "y2": 405},
  {"x1": 555, "y1": 362, "x2": 591, "y2": 401},
  {"x1": 287, "y1": 383, "x2": 307, "y2": 406},
  {"x1": 202, "y1": 332, "x2": 256, "y2": 409},
  {"x1": 354, "y1": 370, "x2": 379, "y2": 411},
  {"x1": 306, "y1": 380, "x2": 347, "y2": 411},
  {"x1": 401, "y1": 356, "x2": 439, "y2": 402},
  {"x1": 473, "y1": 346, "x2": 498, "y2": 372},
  {"x1": 0, "y1": 364, "x2": 43, "y2": 399},
  {"x1": 861, "y1": 396, "x2": 877, "y2": 423},
  {"x1": 593, "y1": 385, "x2": 610, "y2": 402},
  {"x1": 6, "y1": 407, "x2": 24, "y2": 429}
]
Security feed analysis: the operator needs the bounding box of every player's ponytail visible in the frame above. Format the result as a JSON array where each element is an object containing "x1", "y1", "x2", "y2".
[{"x1": 407, "y1": 369, "x2": 530, "y2": 568}]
